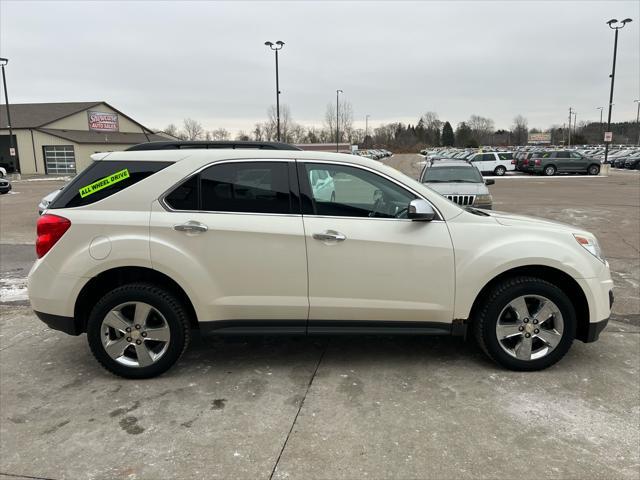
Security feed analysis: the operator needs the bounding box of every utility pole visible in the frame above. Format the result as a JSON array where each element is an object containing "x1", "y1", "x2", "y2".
[
  {"x1": 0, "y1": 57, "x2": 17, "y2": 172},
  {"x1": 568, "y1": 107, "x2": 573, "y2": 147},
  {"x1": 596, "y1": 106, "x2": 604, "y2": 142},
  {"x1": 635, "y1": 99, "x2": 640, "y2": 145},
  {"x1": 336, "y1": 89, "x2": 343, "y2": 152}
]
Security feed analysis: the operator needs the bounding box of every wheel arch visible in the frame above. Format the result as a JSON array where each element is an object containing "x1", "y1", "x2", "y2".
[
  {"x1": 74, "y1": 266, "x2": 199, "y2": 333},
  {"x1": 468, "y1": 265, "x2": 590, "y2": 342}
]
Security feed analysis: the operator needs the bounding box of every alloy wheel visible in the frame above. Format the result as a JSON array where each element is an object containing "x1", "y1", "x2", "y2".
[
  {"x1": 495, "y1": 295, "x2": 564, "y2": 361},
  {"x1": 100, "y1": 302, "x2": 171, "y2": 368}
]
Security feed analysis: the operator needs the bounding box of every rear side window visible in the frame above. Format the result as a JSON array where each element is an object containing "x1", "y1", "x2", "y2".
[
  {"x1": 50, "y1": 160, "x2": 172, "y2": 209},
  {"x1": 164, "y1": 161, "x2": 292, "y2": 214},
  {"x1": 497, "y1": 153, "x2": 513, "y2": 160}
]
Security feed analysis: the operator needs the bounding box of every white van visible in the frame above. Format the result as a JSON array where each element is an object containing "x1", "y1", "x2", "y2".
[{"x1": 468, "y1": 152, "x2": 516, "y2": 176}]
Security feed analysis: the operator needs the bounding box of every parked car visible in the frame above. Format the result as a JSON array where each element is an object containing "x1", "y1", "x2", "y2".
[
  {"x1": 419, "y1": 160, "x2": 493, "y2": 209},
  {"x1": 525, "y1": 151, "x2": 601, "y2": 176},
  {"x1": 28, "y1": 143, "x2": 613, "y2": 378},
  {"x1": 623, "y1": 154, "x2": 640, "y2": 170},
  {"x1": 467, "y1": 151, "x2": 516, "y2": 176},
  {"x1": 0, "y1": 177, "x2": 11, "y2": 194},
  {"x1": 309, "y1": 168, "x2": 336, "y2": 202}
]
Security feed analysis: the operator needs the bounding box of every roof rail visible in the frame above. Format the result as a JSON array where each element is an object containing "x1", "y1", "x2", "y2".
[{"x1": 125, "y1": 141, "x2": 302, "y2": 151}]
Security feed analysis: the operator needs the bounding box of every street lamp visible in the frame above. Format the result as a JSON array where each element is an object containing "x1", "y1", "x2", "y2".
[
  {"x1": 365, "y1": 114, "x2": 370, "y2": 146},
  {"x1": 603, "y1": 17, "x2": 633, "y2": 163},
  {"x1": 336, "y1": 89, "x2": 343, "y2": 152},
  {"x1": 264, "y1": 40, "x2": 284, "y2": 142},
  {"x1": 568, "y1": 107, "x2": 573, "y2": 147},
  {"x1": 596, "y1": 106, "x2": 604, "y2": 141},
  {"x1": 0, "y1": 57, "x2": 16, "y2": 172},
  {"x1": 634, "y1": 99, "x2": 640, "y2": 145}
]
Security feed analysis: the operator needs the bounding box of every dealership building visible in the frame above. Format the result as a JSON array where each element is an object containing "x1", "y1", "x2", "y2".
[{"x1": 0, "y1": 101, "x2": 167, "y2": 175}]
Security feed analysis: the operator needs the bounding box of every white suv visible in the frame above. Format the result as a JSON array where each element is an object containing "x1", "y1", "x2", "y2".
[
  {"x1": 29, "y1": 145, "x2": 613, "y2": 378},
  {"x1": 468, "y1": 151, "x2": 516, "y2": 176}
]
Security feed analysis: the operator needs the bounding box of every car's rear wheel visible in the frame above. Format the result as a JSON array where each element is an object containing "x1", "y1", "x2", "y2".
[
  {"x1": 494, "y1": 166, "x2": 506, "y2": 176},
  {"x1": 474, "y1": 276, "x2": 576, "y2": 371},
  {"x1": 587, "y1": 164, "x2": 600, "y2": 175},
  {"x1": 87, "y1": 283, "x2": 190, "y2": 379},
  {"x1": 543, "y1": 165, "x2": 556, "y2": 176}
]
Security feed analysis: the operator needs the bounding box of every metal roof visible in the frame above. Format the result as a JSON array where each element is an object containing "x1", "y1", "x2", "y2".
[{"x1": 0, "y1": 102, "x2": 102, "y2": 128}]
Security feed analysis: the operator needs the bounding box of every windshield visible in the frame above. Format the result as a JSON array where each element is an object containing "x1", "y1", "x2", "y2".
[{"x1": 423, "y1": 166, "x2": 483, "y2": 183}]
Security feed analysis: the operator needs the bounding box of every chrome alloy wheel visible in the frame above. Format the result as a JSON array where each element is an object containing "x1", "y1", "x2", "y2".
[
  {"x1": 495, "y1": 295, "x2": 564, "y2": 361},
  {"x1": 100, "y1": 302, "x2": 171, "y2": 368}
]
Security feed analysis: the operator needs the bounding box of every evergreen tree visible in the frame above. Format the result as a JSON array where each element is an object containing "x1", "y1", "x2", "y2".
[{"x1": 441, "y1": 121, "x2": 455, "y2": 146}]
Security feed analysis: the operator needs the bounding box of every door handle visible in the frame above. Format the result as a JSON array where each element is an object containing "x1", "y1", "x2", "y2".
[
  {"x1": 173, "y1": 221, "x2": 208, "y2": 233},
  {"x1": 313, "y1": 230, "x2": 346, "y2": 242}
]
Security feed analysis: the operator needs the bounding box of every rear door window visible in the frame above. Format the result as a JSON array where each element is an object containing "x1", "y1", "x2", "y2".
[{"x1": 49, "y1": 160, "x2": 172, "y2": 209}]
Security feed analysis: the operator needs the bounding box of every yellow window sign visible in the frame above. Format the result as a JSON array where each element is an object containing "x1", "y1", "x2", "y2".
[{"x1": 79, "y1": 169, "x2": 130, "y2": 198}]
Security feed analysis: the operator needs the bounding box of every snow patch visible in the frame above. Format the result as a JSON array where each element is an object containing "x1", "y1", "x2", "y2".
[{"x1": 0, "y1": 277, "x2": 28, "y2": 302}]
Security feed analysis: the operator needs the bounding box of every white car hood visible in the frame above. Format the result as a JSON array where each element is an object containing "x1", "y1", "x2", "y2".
[{"x1": 486, "y1": 210, "x2": 587, "y2": 234}]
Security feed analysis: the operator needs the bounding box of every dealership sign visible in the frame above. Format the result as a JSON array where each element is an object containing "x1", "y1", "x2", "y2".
[
  {"x1": 604, "y1": 132, "x2": 613, "y2": 142},
  {"x1": 528, "y1": 132, "x2": 551, "y2": 144},
  {"x1": 88, "y1": 111, "x2": 119, "y2": 132}
]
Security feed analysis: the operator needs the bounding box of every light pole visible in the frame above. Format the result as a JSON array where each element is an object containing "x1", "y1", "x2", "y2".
[
  {"x1": 596, "y1": 106, "x2": 604, "y2": 142},
  {"x1": 0, "y1": 57, "x2": 16, "y2": 172},
  {"x1": 573, "y1": 111, "x2": 577, "y2": 140},
  {"x1": 264, "y1": 41, "x2": 284, "y2": 142},
  {"x1": 365, "y1": 114, "x2": 370, "y2": 147},
  {"x1": 568, "y1": 107, "x2": 573, "y2": 147},
  {"x1": 603, "y1": 18, "x2": 633, "y2": 164},
  {"x1": 635, "y1": 99, "x2": 640, "y2": 145},
  {"x1": 336, "y1": 89, "x2": 343, "y2": 152}
]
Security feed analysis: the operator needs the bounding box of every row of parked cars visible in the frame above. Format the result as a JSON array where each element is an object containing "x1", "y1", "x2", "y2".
[
  {"x1": 353, "y1": 149, "x2": 393, "y2": 160},
  {"x1": 512, "y1": 150, "x2": 602, "y2": 176},
  {"x1": 421, "y1": 148, "x2": 516, "y2": 176}
]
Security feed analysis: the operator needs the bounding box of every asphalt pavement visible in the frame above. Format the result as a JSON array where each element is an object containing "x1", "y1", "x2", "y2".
[{"x1": 0, "y1": 156, "x2": 639, "y2": 479}]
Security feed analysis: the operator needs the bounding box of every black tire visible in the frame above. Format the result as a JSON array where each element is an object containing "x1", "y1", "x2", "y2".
[
  {"x1": 543, "y1": 165, "x2": 556, "y2": 176},
  {"x1": 87, "y1": 283, "x2": 191, "y2": 379},
  {"x1": 473, "y1": 276, "x2": 576, "y2": 371},
  {"x1": 587, "y1": 164, "x2": 600, "y2": 175},
  {"x1": 494, "y1": 166, "x2": 506, "y2": 176}
]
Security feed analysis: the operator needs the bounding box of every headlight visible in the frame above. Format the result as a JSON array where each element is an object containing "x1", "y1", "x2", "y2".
[
  {"x1": 474, "y1": 194, "x2": 492, "y2": 204},
  {"x1": 574, "y1": 234, "x2": 605, "y2": 263}
]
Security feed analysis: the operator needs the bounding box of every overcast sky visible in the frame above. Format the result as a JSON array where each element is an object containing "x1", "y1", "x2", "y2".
[{"x1": 1, "y1": 0, "x2": 639, "y2": 134}]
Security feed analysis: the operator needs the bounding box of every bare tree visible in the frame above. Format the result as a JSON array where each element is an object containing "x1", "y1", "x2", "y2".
[
  {"x1": 325, "y1": 99, "x2": 353, "y2": 143},
  {"x1": 468, "y1": 115, "x2": 495, "y2": 144},
  {"x1": 511, "y1": 115, "x2": 528, "y2": 146},
  {"x1": 163, "y1": 123, "x2": 179, "y2": 138},
  {"x1": 235, "y1": 130, "x2": 251, "y2": 141},
  {"x1": 183, "y1": 118, "x2": 204, "y2": 140},
  {"x1": 267, "y1": 104, "x2": 292, "y2": 141},
  {"x1": 210, "y1": 128, "x2": 230, "y2": 140}
]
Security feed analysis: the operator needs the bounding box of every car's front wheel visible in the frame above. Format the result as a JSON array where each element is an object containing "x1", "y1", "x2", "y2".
[
  {"x1": 474, "y1": 276, "x2": 576, "y2": 371},
  {"x1": 87, "y1": 283, "x2": 191, "y2": 379}
]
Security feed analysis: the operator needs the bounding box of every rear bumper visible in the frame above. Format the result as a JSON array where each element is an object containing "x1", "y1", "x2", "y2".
[{"x1": 34, "y1": 311, "x2": 82, "y2": 336}]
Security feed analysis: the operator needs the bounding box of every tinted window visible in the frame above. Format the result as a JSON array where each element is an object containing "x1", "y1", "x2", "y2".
[
  {"x1": 200, "y1": 162, "x2": 291, "y2": 214},
  {"x1": 304, "y1": 163, "x2": 415, "y2": 218},
  {"x1": 497, "y1": 153, "x2": 513, "y2": 160},
  {"x1": 50, "y1": 160, "x2": 172, "y2": 209},
  {"x1": 165, "y1": 175, "x2": 198, "y2": 210},
  {"x1": 482, "y1": 153, "x2": 496, "y2": 161},
  {"x1": 556, "y1": 152, "x2": 570, "y2": 158}
]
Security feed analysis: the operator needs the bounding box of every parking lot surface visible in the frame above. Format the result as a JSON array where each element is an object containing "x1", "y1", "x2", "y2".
[{"x1": 1, "y1": 156, "x2": 639, "y2": 479}]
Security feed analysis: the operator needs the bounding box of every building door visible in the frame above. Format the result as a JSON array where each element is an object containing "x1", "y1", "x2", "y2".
[
  {"x1": 43, "y1": 145, "x2": 76, "y2": 175},
  {"x1": 0, "y1": 134, "x2": 19, "y2": 173}
]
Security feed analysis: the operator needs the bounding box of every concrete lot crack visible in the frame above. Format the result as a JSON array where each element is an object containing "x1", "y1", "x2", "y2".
[
  {"x1": 0, "y1": 472, "x2": 57, "y2": 480},
  {"x1": 268, "y1": 340, "x2": 329, "y2": 480}
]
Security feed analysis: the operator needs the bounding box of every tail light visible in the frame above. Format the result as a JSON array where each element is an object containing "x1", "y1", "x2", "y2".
[
  {"x1": 523, "y1": 160, "x2": 529, "y2": 166},
  {"x1": 535, "y1": 159, "x2": 541, "y2": 166},
  {"x1": 511, "y1": 160, "x2": 516, "y2": 164},
  {"x1": 36, "y1": 214, "x2": 71, "y2": 258}
]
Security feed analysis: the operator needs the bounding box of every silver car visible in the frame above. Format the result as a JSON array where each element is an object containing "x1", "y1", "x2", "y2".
[{"x1": 419, "y1": 160, "x2": 494, "y2": 209}]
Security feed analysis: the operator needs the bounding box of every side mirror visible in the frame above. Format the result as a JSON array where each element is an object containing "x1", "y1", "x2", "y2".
[
  {"x1": 485, "y1": 179, "x2": 495, "y2": 186},
  {"x1": 407, "y1": 199, "x2": 436, "y2": 221}
]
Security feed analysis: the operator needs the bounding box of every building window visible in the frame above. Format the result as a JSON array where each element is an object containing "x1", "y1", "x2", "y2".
[{"x1": 43, "y1": 145, "x2": 76, "y2": 175}]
